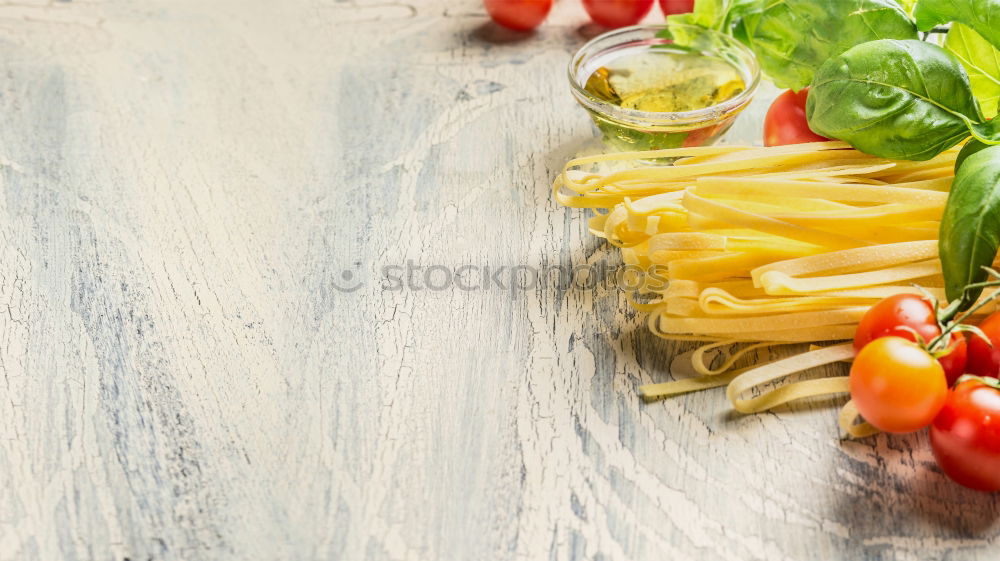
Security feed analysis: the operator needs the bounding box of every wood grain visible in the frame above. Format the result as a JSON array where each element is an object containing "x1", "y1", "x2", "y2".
[{"x1": 1, "y1": 1, "x2": 998, "y2": 559}]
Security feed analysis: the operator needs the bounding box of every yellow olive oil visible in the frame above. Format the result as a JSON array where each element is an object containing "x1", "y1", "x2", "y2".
[
  {"x1": 585, "y1": 49, "x2": 745, "y2": 112},
  {"x1": 581, "y1": 47, "x2": 748, "y2": 151}
]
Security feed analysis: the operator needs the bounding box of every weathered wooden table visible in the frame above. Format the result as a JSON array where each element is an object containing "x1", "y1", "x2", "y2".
[{"x1": 2, "y1": 1, "x2": 999, "y2": 559}]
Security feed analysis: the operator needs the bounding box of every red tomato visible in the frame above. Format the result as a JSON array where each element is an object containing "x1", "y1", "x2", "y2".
[
  {"x1": 849, "y1": 337, "x2": 948, "y2": 434},
  {"x1": 853, "y1": 294, "x2": 940, "y2": 352},
  {"x1": 484, "y1": 0, "x2": 552, "y2": 31},
  {"x1": 659, "y1": 0, "x2": 695, "y2": 15},
  {"x1": 937, "y1": 333, "x2": 969, "y2": 387},
  {"x1": 763, "y1": 88, "x2": 830, "y2": 146},
  {"x1": 931, "y1": 378, "x2": 1000, "y2": 491},
  {"x1": 966, "y1": 310, "x2": 1000, "y2": 378},
  {"x1": 582, "y1": 0, "x2": 655, "y2": 28},
  {"x1": 682, "y1": 123, "x2": 722, "y2": 147}
]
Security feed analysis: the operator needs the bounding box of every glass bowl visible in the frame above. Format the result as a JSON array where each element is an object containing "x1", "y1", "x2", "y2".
[{"x1": 568, "y1": 24, "x2": 761, "y2": 152}]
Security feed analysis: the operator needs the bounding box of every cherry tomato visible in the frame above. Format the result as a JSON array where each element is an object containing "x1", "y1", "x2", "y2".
[
  {"x1": 582, "y1": 0, "x2": 655, "y2": 28},
  {"x1": 682, "y1": 123, "x2": 724, "y2": 147},
  {"x1": 931, "y1": 378, "x2": 1000, "y2": 491},
  {"x1": 937, "y1": 333, "x2": 969, "y2": 386},
  {"x1": 849, "y1": 337, "x2": 948, "y2": 434},
  {"x1": 763, "y1": 88, "x2": 830, "y2": 147},
  {"x1": 484, "y1": 0, "x2": 552, "y2": 31},
  {"x1": 659, "y1": 0, "x2": 695, "y2": 15},
  {"x1": 966, "y1": 310, "x2": 1000, "y2": 378},
  {"x1": 853, "y1": 294, "x2": 940, "y2": 352}
]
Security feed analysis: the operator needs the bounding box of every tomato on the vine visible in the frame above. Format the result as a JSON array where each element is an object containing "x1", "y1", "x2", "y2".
[
  {"x1": 853, "y1": 294, "x2": 940, "y2": 351},
  {"x1": 484, "y1": 0, "x2": 552, "y2": 31},
  {"x1": 966, "y1": 310, "x2": 1000, "y2": 378},
  {"x1": 582, "y1": 0, "x2": 655, "y2": 28},
  {"x1": 659, "y1": 0, "x2": 694, "y2": 15},
  {"x1": 763, "y1": 88, "x2": 830, "y2": 147},
  {"x1": 931, "y1": 377, "x2": 1000, "y2": 491},
  {"x1": 852, "y1": 294, "x2": 967, "y2": 384},
  {"x1": 937, "y1": 333, "x2": 969, "y2": 386},
  {"x1": 849, "y1": 337, "x2": 948, "y2": 434}
]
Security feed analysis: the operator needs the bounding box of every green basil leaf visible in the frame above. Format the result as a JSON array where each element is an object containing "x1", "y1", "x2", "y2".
[
  {"x1": 807, "y1": 40, "x2": 986, "y2": 160},
  {"x1": 945, "y1": 23, "x2": 1000, "y2": 119},
  {"x1": 940, "y1": 145, "x2": 1000, "y2": 308},
  {"x1": 730, "y1": 14, "x2": 751, "y2": 45},
  {"x1": 956, "y1": 140, "x2": 990, "y2": 171},
  {"x1": 740, "y1": 0, "x2": 917, "y2": 90},
  {"x1": 915, "y1": 0, "x2": 1000, "y2": 50}
]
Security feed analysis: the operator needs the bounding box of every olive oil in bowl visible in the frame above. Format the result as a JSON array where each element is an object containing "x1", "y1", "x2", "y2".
[
  {"x1": 585, "y1": 50, "x2": 745, "y2": 114},
  {"x1": 569, "y1": 25, "x2": 760, "y2": 152}
]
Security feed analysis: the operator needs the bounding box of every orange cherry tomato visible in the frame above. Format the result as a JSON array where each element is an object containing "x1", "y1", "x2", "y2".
[{"x1": 849, "y1": 337, "x2": 948, "y2": 434}]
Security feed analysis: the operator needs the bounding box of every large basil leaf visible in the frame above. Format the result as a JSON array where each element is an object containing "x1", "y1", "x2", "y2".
[
  {"x1": 739, "y1": 0, "x2": 917, "y2": 90},
  {"x1": 807, "y1": 40, "x2": 988, "y2": 161},
  {"x1": 940, "y1": 145, "x2": 1000, "y2": 308},
  {"x1": 945, "y1": 23, "x2": 1000, "y2": 119},
  {"x1": 915, "y1": 0, "x2": 1000, "y2": 51}
]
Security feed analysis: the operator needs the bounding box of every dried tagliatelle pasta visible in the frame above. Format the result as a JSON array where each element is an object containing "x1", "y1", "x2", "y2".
[{"x1": 553, "y1": 141, "x2": 997, "y2": 435}]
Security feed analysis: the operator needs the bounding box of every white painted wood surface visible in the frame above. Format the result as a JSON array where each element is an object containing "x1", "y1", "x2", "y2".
[{"x1": 1, "y1": 1, "x2": 999, "y2": 559}]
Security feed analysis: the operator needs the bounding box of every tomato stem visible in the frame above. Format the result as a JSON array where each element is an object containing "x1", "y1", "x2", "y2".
[
  {"x1": 940, "y1": 284, "x2": 1000, "y2": 324},
  {"x1": 932, "y1": 268, "x2": 1000, "y2": 349}
]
